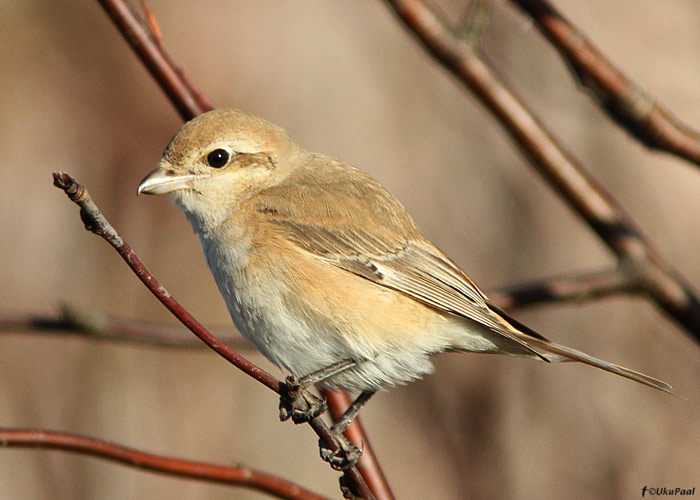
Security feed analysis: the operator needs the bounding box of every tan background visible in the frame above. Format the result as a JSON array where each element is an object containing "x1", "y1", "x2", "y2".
[{"x1": 2, "y1": 1, "x2": 699, "y2": 499}]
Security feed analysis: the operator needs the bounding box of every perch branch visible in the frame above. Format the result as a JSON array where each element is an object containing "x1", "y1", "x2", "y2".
[
  {"x1": 0, "y1": 428, "x2": 331, "y2": 500},
  {"x1": 52, "y1": 172, "x2": 279, "y2": 391},
  {"x1": 52, "y1": 172, "x2": 375, "y2": 500},
  {"x1": 326, "y1": 391, "x2": 396, "y2": 500}
]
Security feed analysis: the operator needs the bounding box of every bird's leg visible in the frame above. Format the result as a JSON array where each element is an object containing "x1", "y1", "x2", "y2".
[
  {"x1": 279, "y1": 359, "x2": 357, "y2": 424},
  {"x1": 299, "y1": 359, "x2": 358, "y2": 387},
  {"x1": 320, "y1": 389, "x2": 377, "y2": 471},
  {"x1": 330, "y1": 389, "x2": 376, "y2": 434}
]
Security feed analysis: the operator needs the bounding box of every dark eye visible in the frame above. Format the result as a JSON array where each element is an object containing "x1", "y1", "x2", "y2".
[{"x1": 206, "y1": 149, "x2": 230, "y2": 168}]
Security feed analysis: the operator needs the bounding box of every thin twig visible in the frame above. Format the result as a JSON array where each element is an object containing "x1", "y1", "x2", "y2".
[
  {"x1": 3, "y1": 314, "x2": 386, "y2": 497},
  {"x1": 0, "y1": 304, "x2": 249, "y2": 349},
  {"x1": 510, "y1": 0, "x2": 700, "y2": 169},
  {"x1": 326, "y1": 391, "x2": 396, "y2": 500},
  {"x1": 0, "y1": 267, "x2": 635, "y2": 350},
  {"x1": 305, "y1": 418, "x2": 377, "y2": 500},
  {"x1": 52, "y1": 172, "x2": 376, "y2": 500},
  {"x1": 53, "y1": 172, "x2": 280, "y2": 391},
  {"x1": 0, "y1": 266, "x2": 629, "y2": 348},
  {"x1": 96, "y1": 0, "x2": 214, "y2": 119},
  {"x1": 0, "y1": 428, "x2": 332, "y2": 500},
  {"x1": 487, "y1": 266, "x2": 632, "y2": 310},
  {"x1": 383, "y1": 0, "x2": 700, "y2": 340}
]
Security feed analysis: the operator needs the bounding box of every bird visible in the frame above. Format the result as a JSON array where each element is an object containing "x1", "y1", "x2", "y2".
[{"x1": 138, "y1": 108, "x2": 673, "y2": 465}]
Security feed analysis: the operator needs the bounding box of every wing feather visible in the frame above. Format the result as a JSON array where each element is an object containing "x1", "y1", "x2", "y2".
[{"x1": 270, "y1": 219, "x2": 546, "y2": 358}]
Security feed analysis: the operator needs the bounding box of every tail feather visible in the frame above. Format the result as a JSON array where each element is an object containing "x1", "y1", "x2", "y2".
[
  {"x1": 485, "y1": 301, "x2": 679, "y2": 397},
  {"x1": 525, "y1": 336, "x2": 680, "y2": 397}
]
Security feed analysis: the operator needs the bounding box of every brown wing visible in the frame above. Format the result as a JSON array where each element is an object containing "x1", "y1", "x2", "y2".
[{"x1": 250, "y1": 160, "x2": 547, "y2": 358}]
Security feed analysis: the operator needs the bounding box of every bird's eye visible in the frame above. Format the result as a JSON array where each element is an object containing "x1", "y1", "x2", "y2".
[{"x1": 206, "y1": 149, "x2": 231, "y2": 168}]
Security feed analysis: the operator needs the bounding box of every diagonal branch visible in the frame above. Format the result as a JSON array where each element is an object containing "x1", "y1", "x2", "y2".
[
  {"x1": 52, "y1": 172, "x2": 280, "y2": 391},
  {"x1": 1, "y1": 428, "x2": 332, "y2": 500},
  {"x1": 52, "y1": 172, "x2": 376, "y2": 500},
  {"x1": 510, "y1": 0, "x2": 700, "y2": 169},
  {"x1": 97, "y1": 0, "x2": 213, "y2": 119},
  {"x1": 383, "y1": 0, "x2": 700, "y2": 340},
  {"x1": 326, "y1": 391, "x2": 396, "y2": 500}
]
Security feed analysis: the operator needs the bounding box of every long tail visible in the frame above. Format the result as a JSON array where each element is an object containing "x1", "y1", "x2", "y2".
[
  {"x1": 526, "y1": 336, "x2": 677, "y2": 396},
  {"x1": 487, "y1": 301, "x2": 679, "y2": 397}
]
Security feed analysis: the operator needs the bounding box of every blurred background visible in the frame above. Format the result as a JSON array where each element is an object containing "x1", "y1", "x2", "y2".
[{"x1": 2, "y1": 1, "x2": 699, "y2": 499}]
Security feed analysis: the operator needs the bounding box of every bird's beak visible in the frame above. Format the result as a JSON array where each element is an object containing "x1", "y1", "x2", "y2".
[{"x1": 137, "y1": 165, "x2": 207, "y2": 196}]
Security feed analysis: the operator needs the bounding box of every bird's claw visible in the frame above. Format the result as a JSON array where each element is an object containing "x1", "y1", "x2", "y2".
[
  {"x1": 319, "y1": 433, "x2": 363, "y2": 471},
  {"x1": 279, "y1": 375, "x2": 362, "y2": 470},
  {"x1": 279, "y1": 375, "x2": 327, "y2": 424}
]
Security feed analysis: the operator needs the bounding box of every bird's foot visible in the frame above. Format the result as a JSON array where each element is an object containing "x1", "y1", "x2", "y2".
[
  {"x1": 319, "y1": 429, "x2": 363, "y2": 471},
  {"x1": 279, "y1": 375, "x2": 327, "y2": 424}
]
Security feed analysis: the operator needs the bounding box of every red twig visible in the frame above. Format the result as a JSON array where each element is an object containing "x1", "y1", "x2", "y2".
[
  {"x1": 52, "y1": 171, "x2": 280, "y2": 393},
  {"x1": 0, "y1": 428, "x2": 331, "y2": 500},
  {"x1": 326, "y1": 391, "x2": 396, "y2": 500},
  {"x1": 510, "y1": 0, "x2": 700, "y2": 169},
  {"x1": 52, "y1": 172, "x2": 376, "y2": 500},
  {"x1": 96, "y1": 0, "x2": 214, "y2": 119},
  {"x1": 383, "y1": 0, "x2": 700, "y2": 340}
]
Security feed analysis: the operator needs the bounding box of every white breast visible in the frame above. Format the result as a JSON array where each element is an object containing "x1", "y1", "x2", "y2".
[{"x1": 198, "y1": 227, "x2": 357, "y2": 379}]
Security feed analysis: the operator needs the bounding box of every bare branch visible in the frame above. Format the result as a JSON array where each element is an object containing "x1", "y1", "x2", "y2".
[
  {"x1": 1, "y1": 428, "x2": 332, "y2": 500},
  {"x1": 382, "y1": 0, "x2": 700, "y2": 340},
  {"x1": 52, "y1": 172, "x2": 280, "y2": 392},
  {"x1": 0, "y1": 265, "x2": 630, "y2": 347},
  {"x1": 487, "y1": 267, "x2": 632, "y2": 310},
  {"x1": 326, "y1": 391, "x2": 396, "y2": 500},
  {"x1": 96, "y1": 0, "x2": 214, "y2": 119},
  {"x1": 510, "y1": 0, "x2": 700, "y2": 169},
  {"x1": 0, "y1": 264, "x2": 640, "y2": 350},
  {"x1": 0, "y1": 304, "x2": 249, "y2": 349},
  {"x1": 52, "y1": 172, "x2": 376, "y2": 499},
  {"x1": 305, "y1": 418, "x2": 377, "y2": 500}
]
